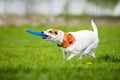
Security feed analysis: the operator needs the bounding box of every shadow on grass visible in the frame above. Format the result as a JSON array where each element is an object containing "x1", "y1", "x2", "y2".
[{"x1": 97, "y1": 54, "x2": 120, "y2": 62}]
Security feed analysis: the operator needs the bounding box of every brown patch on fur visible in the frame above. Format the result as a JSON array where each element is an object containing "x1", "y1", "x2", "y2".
[
  {"x1": 48, "y1": 29, "x2": 58, "y2": 35},
  {"x1": 60, "y1": 33, "x2": 76, "y2": 48}
]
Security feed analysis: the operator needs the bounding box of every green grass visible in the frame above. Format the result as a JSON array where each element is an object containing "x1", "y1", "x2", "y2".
[{"x1": 0, "y1": 24, "x2": 120, "y2": 80}]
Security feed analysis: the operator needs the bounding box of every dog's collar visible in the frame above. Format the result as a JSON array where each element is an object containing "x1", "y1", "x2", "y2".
[{"x1": 57, "y1": 33, "x2": 76, "y2": 48}]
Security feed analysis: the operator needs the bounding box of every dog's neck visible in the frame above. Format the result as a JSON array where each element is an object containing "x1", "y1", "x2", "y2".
[{"x1": 51, "y1": 31, "x2": 64, "y2": 45}]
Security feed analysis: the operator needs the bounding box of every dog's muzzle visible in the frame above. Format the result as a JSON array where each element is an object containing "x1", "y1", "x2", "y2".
[
  {"x1": 41, "y1": 31, "x2": 52, "y2": 39},
  {"x1": 42, "y1": 35, "x2": 52, "y2": 39}
]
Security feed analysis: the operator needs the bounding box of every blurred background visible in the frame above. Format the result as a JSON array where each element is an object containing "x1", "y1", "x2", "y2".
[
  {"x1": 0, "y1": 1, "x2": 120, "y2": 80},
  {"x1": 0, "y1": 0, "x2": 120, "y2": 25}
]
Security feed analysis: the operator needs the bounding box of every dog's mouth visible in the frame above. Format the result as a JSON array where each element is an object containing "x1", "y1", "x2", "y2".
[{"x1": 42, "y1": 35, "x2": 52, "y2": 39}]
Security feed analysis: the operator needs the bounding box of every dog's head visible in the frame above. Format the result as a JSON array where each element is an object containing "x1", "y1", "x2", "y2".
[{"x1": 42, "y1": 29, "x2": 64, "y2": 43}]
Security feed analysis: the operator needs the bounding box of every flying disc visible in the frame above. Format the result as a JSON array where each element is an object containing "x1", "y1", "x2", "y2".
[{"x1": 26, "y1": 30, "x2": 46, "y2": 37}]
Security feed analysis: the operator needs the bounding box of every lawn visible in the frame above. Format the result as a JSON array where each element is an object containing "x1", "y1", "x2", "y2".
[{"x1": 0, "y1": 24, "x2": 120, "y2": 80}]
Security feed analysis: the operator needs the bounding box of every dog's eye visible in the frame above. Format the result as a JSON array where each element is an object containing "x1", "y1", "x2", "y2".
[
  {"x1": 48, "y1": 31, "x2": 52, "y2": 33},
  {"x1": 55, "y1": 31, "x2": 58, "y2": 35}
]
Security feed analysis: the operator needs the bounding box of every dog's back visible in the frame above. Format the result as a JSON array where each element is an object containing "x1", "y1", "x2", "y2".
[{"x1": 69, "y1": 20, "x2": 99, "y2": 51}]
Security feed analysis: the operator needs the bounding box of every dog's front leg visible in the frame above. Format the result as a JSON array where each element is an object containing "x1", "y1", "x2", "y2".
[{"x1": 63, "y1": 52, "x2": 67, "y2": 60}]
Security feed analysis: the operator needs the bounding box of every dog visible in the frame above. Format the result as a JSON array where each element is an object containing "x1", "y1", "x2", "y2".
[{"x1": 42, "y1": 20, "x2": 99, "y2": 60}]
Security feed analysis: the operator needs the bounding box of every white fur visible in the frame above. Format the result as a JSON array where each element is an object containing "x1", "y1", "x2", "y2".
[{"x1": 43, "y1": 20, "x2": 99, "y2": 60}]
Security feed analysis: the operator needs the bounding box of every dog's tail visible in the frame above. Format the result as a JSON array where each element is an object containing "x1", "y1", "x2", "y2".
[{"x1": 91, "y1": 20, "x2": 98, "y2": 36}]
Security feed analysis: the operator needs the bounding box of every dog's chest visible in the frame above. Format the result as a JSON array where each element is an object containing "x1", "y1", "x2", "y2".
[{"x1": 61, "y1": 42, "x2": 81, "y2": 53}]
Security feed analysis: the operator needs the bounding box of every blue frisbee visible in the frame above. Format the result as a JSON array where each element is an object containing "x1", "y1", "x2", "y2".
[{"x1": 26, "y1": 30, "x2": 46, "y2": 37}]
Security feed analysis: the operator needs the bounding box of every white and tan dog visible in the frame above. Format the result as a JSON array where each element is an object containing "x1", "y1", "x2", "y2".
[{"x1": 42, "y1": 20, "x2": 99, "y2": 60}]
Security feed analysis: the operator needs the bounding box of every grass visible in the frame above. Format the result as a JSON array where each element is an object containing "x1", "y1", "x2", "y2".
[{"x1": 0, "y1": 24, "x2": 120, "y2": 80}]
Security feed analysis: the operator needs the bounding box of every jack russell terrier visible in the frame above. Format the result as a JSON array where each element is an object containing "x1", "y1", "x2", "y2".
[{"x1": 42, "y1": 20, "x2": 99, "y2": 60}]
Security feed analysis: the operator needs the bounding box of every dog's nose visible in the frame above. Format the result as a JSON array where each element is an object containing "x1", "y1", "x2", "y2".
[{"x1": 41, "y1": 31, "x2": 44, "y2": 33}]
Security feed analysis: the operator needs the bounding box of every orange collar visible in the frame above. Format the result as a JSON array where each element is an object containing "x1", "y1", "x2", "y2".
[{"x1": 58, "y1": 33, "x2": 76, "y2": 48}]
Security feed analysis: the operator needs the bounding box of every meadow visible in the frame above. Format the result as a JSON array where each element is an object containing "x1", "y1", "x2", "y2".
[{"x1": 0, "y1": 23, "x2": 120, "y2": 80}]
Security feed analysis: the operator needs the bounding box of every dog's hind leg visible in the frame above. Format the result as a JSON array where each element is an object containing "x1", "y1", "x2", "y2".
[
  {"x1": 79, "y1": 42, "x2": 97, "y2": 60},
  {"x1": 67, "y1": 53, "x2": 78, "y2": 60},
  {"x1": 88, "y1": 51, "x2": 95, "y2": 58},
  {"x1": 79, "y1": 53, "x2": 86, "y2": 60},
  {"x1": 78, "y1": 46, "x2": 91, "y2": 60},
  {"x1": 79, "y1": 51, "x2": 95, "y2": 60}
]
